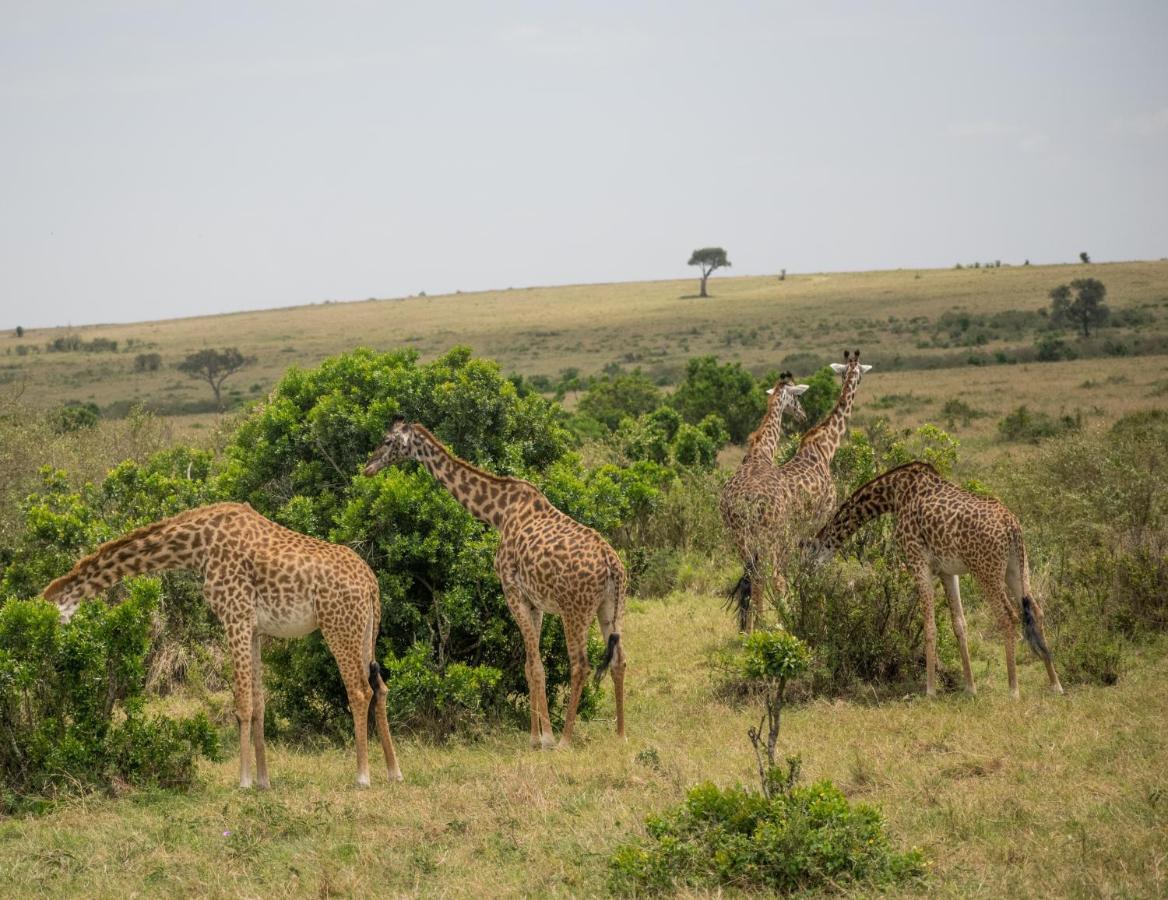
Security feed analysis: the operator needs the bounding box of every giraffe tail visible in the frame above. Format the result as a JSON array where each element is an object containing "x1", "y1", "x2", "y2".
[
  {"x1": 1021, "y1": 596, "x2": 1051, "y2": 662},
  {"x1": 724, "y1": 568, "x2": 752, "y2": 631},
  {"x1": 594, "y1": 634, "x2": 620, "y2": 684}
]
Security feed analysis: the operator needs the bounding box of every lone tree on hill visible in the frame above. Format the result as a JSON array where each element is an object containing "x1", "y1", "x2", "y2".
[
  {"x1": 177, "y1": 347, "x2": 253, "y2": 408},
  {"x1": 1079, "y1": 251, "x2": 1090, "y2": 264},
  {"x1": 688, "y1": 247, "x2": 731, "y2": 298},
  {"x1": 1049, "y1": 278, "x2": 1109, "y2": 338}
]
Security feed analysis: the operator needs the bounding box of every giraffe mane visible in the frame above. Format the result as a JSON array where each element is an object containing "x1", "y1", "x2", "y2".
[
  {"x1": 42, "y1": 502, "x2": 249, "y2": 600},
  {"x1": 411, "y1": 424, "x2": 539, "y2": 493},
  {"x1": 851, "y1": 459, "x2": 940, "y2": 491}
]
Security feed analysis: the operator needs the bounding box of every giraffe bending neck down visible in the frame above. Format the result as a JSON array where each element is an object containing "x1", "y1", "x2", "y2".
[
  {"x1": 44, "y1": 502, "x2": 403, "y2": 788},
  {"x1": 812, "y1": 461, "x2": 1063, "y2": 698},
  {"x1": 364, "y1": 418, "x2": 627, "y2": 749},
  {"x1": 720, "y1": 351, "x2": 870, "y2": 631}
]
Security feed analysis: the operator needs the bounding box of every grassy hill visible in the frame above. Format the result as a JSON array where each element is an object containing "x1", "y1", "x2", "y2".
[
  {"x1": 1, "y1": 589, "x2": 1165, "y2": 897},
  {"x1": 4, "y1": 260, "x2": 1167, "y2": 462}
]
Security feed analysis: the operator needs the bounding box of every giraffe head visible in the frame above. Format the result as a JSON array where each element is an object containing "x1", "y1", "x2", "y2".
[
  {"x1": 829, "y1": 349, "x2": 872, "y2": 385},
  {"x1": 364, "y1": 416, "x2": 418, "y2": 475},
  {"x1": 765, "y1": 372, "x2": 810, "y2": 423},
  {"x1": 43, "y1": 578, "x2": 82, "y2": 624}
]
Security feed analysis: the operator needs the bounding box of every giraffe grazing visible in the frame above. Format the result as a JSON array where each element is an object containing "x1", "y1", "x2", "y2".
[
  {"x1": 722, "y1": 351, "x2": 871, "y2": 630},
  {"x1": 720, "y1": 373, "x2": 809, "y2": 630},
  {"x1": 363, "y1": 417, "x2": 627, "y2": 749},
  {"x1": 43, "y1": 502, "x2": 403, "y2": 788},
  {"x1": 809, "y1": 461, "x2": 1063, "y2": 698}
]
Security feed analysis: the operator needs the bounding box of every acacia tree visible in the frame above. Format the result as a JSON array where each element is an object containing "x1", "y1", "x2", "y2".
[
  {"x1": 1049, "y1": 278, "x2": 1109, "y2": 337},
  {"x1": 177, "y1": 347, "x2": 252, "y2": 408},
  {"x1": 688, "y1": 247, "x2": 731, "y2": 298}
]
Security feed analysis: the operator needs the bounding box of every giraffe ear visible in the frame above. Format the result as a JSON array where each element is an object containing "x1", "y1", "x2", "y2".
[
  {"x1": 789, "y1": 384, "x2": 810, "y2": 395},
  {"x1": 860, "y1": 364, "x2": 873, "y2": 374},
  {"x1": 766, "y1": 387, "x2": 775, "y2": 395},
  {"x1": 830, "y1": 363, "x2": 847, "y2": 375},
  {"x1": 391, "y1": 415, "x2": 405, "y2": 425}
]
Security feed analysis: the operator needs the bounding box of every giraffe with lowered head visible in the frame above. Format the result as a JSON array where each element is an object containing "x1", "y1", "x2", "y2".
[
  {"x1": 719, "y1": 372, "x2": 809, "y2": 630},
  {"x1": 723, "y1": 351, "x2": 871, "y2": 630},
  {"x1": 808, "y1": 461, "x2": 1063, "y2": 698},
  {"x1": 364, "y1": 417, "x2": 627, "y2": 749},
  {"x1": 44, "y1": 502, "x2": 403, "y2": 788}
]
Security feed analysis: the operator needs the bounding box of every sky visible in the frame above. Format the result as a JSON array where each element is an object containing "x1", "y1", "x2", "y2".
[{"x1": 1, "y1": 1, "x2": 1166, "y2": 329}]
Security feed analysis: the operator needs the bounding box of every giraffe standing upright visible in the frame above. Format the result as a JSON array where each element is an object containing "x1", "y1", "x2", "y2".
[
  {"x1": 721, "y1": 350, "x2": 871, "y2": 630},
  {"x1": 43, "y1": 502, "x2": 403, "y2": 788},
  {"x1": 363, "y1": 417, "x2": 627, "y2": 749},
  {"x1": 720, "y1": 373, "x2": 809, "y2": 629},
  {"x1": 810, "y1": 461, "x2": 1063, "y2": 698}
]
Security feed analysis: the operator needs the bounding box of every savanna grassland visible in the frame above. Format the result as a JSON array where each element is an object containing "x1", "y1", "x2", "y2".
[
  {"x1": 2, "y1": 261, "x2": 1168, "y2": 899},
  {"x1": 4, "y1": 260, "x2": 1168, "y2": 463},
  {"x1": 1, "y1": 593, "x2": 1165, "y2": 898}
]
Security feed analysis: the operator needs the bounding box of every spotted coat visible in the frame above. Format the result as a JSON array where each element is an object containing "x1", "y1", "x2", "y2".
[{"x1": 44, "y1": 502, "x2": 403, "y2": 788}]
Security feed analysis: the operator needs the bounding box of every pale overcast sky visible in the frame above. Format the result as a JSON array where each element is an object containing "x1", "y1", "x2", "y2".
[{"x1": 1, "y1": 1, "x2": 1166, "y2": 329}]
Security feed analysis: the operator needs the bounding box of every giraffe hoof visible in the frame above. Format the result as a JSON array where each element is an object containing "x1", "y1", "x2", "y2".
[
  {"x1": 540, "y1": 735, "x2": 556, "y2": 751},
  {"x1": 555, "y1": 739, "x2": 572, "y2": 751},
  {"x1": 389, "y1": 768, "x2": 404, "y2": 783},
  {"x1": 355, "y1": 773, "x2": 371, "y2": 789}
]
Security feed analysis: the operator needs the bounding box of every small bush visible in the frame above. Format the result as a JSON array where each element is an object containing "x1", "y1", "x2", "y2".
[
  {"x1": 997, "y1": 406, "x2": 1081, "y2": 443},
  {"x1": 380, "y1": 644, "x2": 505, "y2": 739},
  {"x1": 134, "y1": 352, "x2": 162, "y2": 372},
  {"x1": 0, "y1": 579, "x2": 219, "y2": 810},
  {"x1": 608, "y1": 779, "x2": 925, "y2": 894}
]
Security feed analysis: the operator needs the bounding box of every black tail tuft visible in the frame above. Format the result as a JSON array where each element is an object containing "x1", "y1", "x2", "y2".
[
  {"x1": 724, "y1": 570, "x2": 752, "y2": 631},
  {"x1": 1021, "y1": 596, "x2": 1051, "y2": 662},
  {"x1": 368, "y1": 660, "x2": 383, "y2": 693},
  {"x1": 594, "y1": 634, "x2": 620, "y2": 684}
]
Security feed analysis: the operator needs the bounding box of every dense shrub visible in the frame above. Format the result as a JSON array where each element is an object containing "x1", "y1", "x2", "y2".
[
  {"x1": 50, "y1": 401, "x2": 100, "y2": 433},
  {"x1": 0, "y1": 579, "x2": 218, "y2": 810},
  {"x1": 221, "y1": 347, "x2": 613, "y2": 739},
  {"x1": 779, "y1": 538, "x2": 933, "y2": 695},
  {"x1": 616, "y1": 406, "x2": 729, "y2": 472},
  {"x1": 997, "y1": 405, "x2": 1081, "y2": 443},
  {"x1": 608, "y1": 779, "x2": 925, "y2": 894},
  {"x1": 668, "y1": 356, "x2": 765, "y2": 443},
  {"x1": 576, "y1": 370, "x2": 662, "y2": 430}
]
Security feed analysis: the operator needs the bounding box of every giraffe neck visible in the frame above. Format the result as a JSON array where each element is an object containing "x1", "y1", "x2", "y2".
[
  {"x1": 797, "y1": 366, "x2": 860, "y2": 469},
  {"x1": 743, "y1": 399, "x2": 788, "y2": 465},
  {"x1": 409, "y1": 426, "x2": 527, "y2": 529},
  {"x1": 816, "y1": 462, "x2": 932, "y2": 550},
  {"x1": 43, "y1": 505, "x2": 224, "y2": 606}
]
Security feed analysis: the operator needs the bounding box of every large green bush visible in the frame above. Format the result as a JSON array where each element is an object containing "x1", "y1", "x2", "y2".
[
  {"x1": 576, "y1": 369, "x2": 662, "y2": 430},
  {"x1": 220, "y1": 347, "x2": 617, "y2": 739},
  {"x1": 0, "y1": 579, "x2": 218, "y2": 810},
  {"x1": 668, "y1": 356, "x2": 765, "y2": 443}
]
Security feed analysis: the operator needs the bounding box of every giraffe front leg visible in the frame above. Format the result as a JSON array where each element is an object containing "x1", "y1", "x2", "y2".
[
  {"x1": 941, "y1": 574, "x2": 976, "y2": 695},
  {"x1": 504, "y1": 589, "x2": 554, "y2": 750},
  {"x1": 909, "y1": 561, "x2": 939, "y2": 698},
  {"x1": 249, "y1": 631, "x2": 270, "y2": 789},
  {"x1": 225, "y1": 621, "x2": 256, "y2": 789}
]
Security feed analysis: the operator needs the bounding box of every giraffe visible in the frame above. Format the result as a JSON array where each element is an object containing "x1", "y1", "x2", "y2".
[
  {"x1": 43, "y1": 502, "x2": 403, "y2": 788},
  {"x1": 721, "y1": 351, "x2": 871, "y2": 630},
  {"x1": 719, "y1": 373, "x2": 809, "y2": 630},
  {"x1": 363, "y1": 417, "x2": 627, "y2": 749},
  {"x1": 808, "y1": 461, "x2": 1063, "y2": 698}
]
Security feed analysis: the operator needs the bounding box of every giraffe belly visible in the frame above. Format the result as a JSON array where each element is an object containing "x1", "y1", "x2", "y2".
[
  {"x1": 257, "y1": 601, "x2": 319, "y2": 638},
  {"x1": 929, "y1": 554, "x2": 968, "y2": 577}
]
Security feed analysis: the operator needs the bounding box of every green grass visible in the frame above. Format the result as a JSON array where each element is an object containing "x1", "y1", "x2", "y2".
[{"x1": 2, "y1": 590, "x2": 1165, "y2": 898}]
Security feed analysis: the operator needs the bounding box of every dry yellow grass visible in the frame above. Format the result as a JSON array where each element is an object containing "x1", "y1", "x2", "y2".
[
  {"x1": 2, "y1": 590, "x2": 1164, "y2": 898},
  {"x1": 3, "y1": 261, "x2": 1166, "y2": 459}
]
